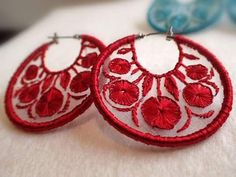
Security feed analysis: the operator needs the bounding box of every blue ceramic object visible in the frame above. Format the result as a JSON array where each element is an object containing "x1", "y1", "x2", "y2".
[
  {"x1": 226, "y1": 0, "x2": 236, "y2": 23},
  {"x1": 147, "y1": 0, "x2": 223, "y2": 34}
]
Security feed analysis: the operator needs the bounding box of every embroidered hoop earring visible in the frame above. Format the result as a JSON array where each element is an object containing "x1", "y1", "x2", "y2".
[
  {"x1": 5, "y1": 33, "x2": 106, "y2": 131},
  {"x1": 92, "y1": 28, "x2": 233, "y2": 147},
  {"x1": 147, "y1": 0, "x2": 223, "y2": 34}
]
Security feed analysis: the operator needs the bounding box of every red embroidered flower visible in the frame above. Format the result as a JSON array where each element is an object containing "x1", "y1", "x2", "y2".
[
  {"x1": 70, "y1": 71, "x2": 91, "y2": 93},
  {"x1": 109, "y1": 58, "x2": 131, "y2": 74},
  {"x1": 186, "y1": 64, "x2": 208, "y2": 80},
  {"x1": 35, "y1": 87, "x2": 63, "y2": 117},
  {"x1": 141, "y1": 97, "x2": 181, "y2": 129},
  {"x1": 81, "y1": 52, "x2": 98, "y2": 68},
  {"x1": 109, "y1": 80, "x2": 139, "y2": 106},
  {"x1": 183, "y1": 83, "x2": 213, "y2": 108},
  {"x1": 24, "y1": 65, "x2": 38, "y2": 80},
  {"x1": 19, "y1": 83, "x2": 40, "y2": 103}
]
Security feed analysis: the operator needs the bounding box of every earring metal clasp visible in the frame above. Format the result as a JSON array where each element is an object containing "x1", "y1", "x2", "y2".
[
  {"x1": 137, "y1": 26, "x2": 174, "y2": 41},
  {"x1": 48, "y1": 33, "x2": 80, "y2": 44}
]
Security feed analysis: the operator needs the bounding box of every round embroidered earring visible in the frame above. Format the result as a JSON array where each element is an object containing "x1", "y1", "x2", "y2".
[
  {"x1": 5, "y1": 33, "x2": 106, "y2": 131},
  {"x1": 92, "y1": 28, "x2": 233, "y2": 147},
  {"x1": 147, "y1": 0, "x2": 223, "y2": 34}
]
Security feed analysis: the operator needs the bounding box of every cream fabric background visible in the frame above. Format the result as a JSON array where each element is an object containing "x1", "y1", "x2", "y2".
[{"x1": 0, "y1": 1, "x2": 236, "y2": 177}]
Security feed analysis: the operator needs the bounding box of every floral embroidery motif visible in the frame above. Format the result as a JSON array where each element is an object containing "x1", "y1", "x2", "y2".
[
  {"x1": 18, "y1": 83, "x2": 40, "y2": 103},
  {"x1": 109, "y1": 58, "x2": 131, "y2": 74},
  {"x1": 35, "y1": 87, "x2": 64, "y2": 117},
  {"x1": 183, "y1": 83, "x2": 213, "y2": 108},
  {"x1": 141, "y1": 97, "x2": 181, "y2": 129},
  {"x1": 186, "y1": 64, "x2": 208, "y2": 80},
  {"x1": 70, "y1": 71, "x2": 91, "y2": 93},
  {"x1": 108, "y1": 80, "x2": 139, "y2": 106},
  {"x1": 15, "y1": 41, "x2": 97, "y2": 118},
  {"x1": 101, "y1": 37, "x2": 220, "y2": 133},
  {"x1": 9, "y1": 36, "x2": 102, "y2": 124},
  {"x1": 80, "y1": 52, "x2": 98, "y2": 68},
  {"x1": 24, "y1": 65, "x2": 38, "y2": 80}
]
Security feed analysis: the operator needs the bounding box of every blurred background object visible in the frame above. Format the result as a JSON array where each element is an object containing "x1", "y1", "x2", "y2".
[
  {"x1": 226, "y1": 0, "x2": 236, "y2": 22},
  {"x1": 147, "y1": 0, "x2": 233, "y2": 34},
  {"x1": 0, "y1": 0, "x2": 235, "y2": 44},
  {"x1": 0, "y1": 0, "x2": 120, "y2": 44}
]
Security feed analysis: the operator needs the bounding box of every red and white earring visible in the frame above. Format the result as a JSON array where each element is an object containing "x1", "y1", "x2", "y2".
[
  {"x1": 5, "y1": 34, "x2": 106, "y2": 131},
  {"x1": 92, "y1": 28, "x2": 233, "y2": 147}
]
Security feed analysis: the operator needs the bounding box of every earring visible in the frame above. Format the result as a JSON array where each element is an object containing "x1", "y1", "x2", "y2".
[
  {"x1": 91, "y1": 28, "x2": 233, "y2": 147},
  {"x1": 147, "y1": 0, "x2": 223, "y2": 34},
  {"x1": 5, "y1": 33, "x2": 106, "y2": 131},
  {"x1": 226, "y1": 0, "x2": 236, "y2": 23}
]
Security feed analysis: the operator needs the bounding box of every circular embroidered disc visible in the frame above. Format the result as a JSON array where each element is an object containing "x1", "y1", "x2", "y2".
[
  {"x1": 147, "y1": 0, "x2": 223, "y2": 34},
  {"x1": 5, "y1": 35, "x2": 105, "y2": 131},
  {"x1": 92, "y1": 35, "x2": 233, "y2": 147}
]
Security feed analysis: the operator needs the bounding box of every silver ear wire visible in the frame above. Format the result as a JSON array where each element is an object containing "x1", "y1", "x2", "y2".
[
  {"x1": 50, "y1": 33, "x2": 59, "y2": 44},
  {"x1": 137, "y1": 26, "x2": 175, "y2": 41},
  {"x1": 48, "y1": 33, "x2": 81, "y2": 44},
  {"x1": 166, "y1": 26, "x2": 174, "y2": 41}
]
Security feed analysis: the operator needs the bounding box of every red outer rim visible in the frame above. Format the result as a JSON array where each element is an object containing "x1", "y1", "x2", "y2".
[
  {"x1": 5, "y1": 34, "x2": 106, "y2": 131},
  {"x1": 91, "y1": 35, "x2": 233, "y2": 147}
]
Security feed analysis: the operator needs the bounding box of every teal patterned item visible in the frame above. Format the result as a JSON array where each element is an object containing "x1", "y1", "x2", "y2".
[
  {"x1": 227, "y1": 0, "x2": 236, "y2": 23},
  {"x1": 147, "y1": 0, "x2": 223, "y2": 34}
]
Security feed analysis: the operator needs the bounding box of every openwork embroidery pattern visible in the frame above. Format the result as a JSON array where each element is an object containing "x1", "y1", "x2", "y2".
[
  {"x1": 5, "y1": 35, "x2": 105, "y2": 131},
  {"x1": 92, "y1": 35, "x2": 232, "y2": 147}
]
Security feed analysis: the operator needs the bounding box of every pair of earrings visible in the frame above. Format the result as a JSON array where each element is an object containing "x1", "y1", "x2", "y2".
[
  {"x1": 5, "y1": 29, "x2": 233, "y2": 147},
  {"x1": 148, "y1": 0, "x2": 236, "y2": 34}
]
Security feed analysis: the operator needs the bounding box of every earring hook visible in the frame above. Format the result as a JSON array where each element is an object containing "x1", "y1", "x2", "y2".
[
  {"x1": 137, "y1": 26, "x2": 174, "y2": 41},
  {"x1": 48, "y1": 33, "x2": 80, "y2": 44}
]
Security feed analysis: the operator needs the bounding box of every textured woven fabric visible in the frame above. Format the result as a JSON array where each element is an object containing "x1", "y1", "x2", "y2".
[{"x1": 0, "y1": 0, "x2": 236, "y2": 176}]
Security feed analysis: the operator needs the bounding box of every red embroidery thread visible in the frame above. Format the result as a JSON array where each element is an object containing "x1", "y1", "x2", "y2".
[
  {"x1": 70, "y1": 71, "x2": 91, "y2": 93},
  {"x1": 164, "y1": 75, "x2": 179, "y2": 101},
  {"x1": 35, "y1": 87, "x2": 64, "y2": 117},
  {"x1": 141, "y1": 96, "x2": 181, "y2": 129},
  {"x1": 186, "y1": 64, "x2": 208, "y2": 80},
  {"x1": 183, "y1": 83, "x2": 213, "y2": 108},
  {"x1": 92, "y1": 34, "x2": 233, "y2": 147},
  {"x1": 108, "y1": 80, "x2": 139, "y2": 106},
  {"x1": 109, "y1": 58, "x2": 131, "y2": 74},
  {"x1": 5, "y1": 35, "x2": 106, "y2": 131}
]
